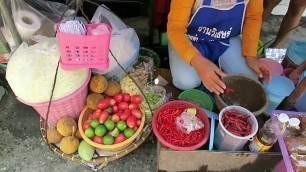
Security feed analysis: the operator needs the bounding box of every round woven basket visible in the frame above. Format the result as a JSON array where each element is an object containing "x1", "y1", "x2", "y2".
[{"x1": 39, "y1": 117, "x2": 152, "y2": 164}]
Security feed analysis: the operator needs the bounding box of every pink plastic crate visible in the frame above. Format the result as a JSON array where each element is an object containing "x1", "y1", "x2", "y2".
[
  {"x1": 56, "y1": 23, "x2": 111, "y2": 70},
  {"x1": 272, "y1": 110, "x2": 306, "y2": 172}
]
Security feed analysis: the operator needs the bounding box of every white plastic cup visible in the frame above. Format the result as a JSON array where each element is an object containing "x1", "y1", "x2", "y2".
[
  {"x1": 263, "y1": 75, "x2": 295, "y2": 114},
  {"x1": 214, "y1": 106, "x2": 259, "y2": 151}
]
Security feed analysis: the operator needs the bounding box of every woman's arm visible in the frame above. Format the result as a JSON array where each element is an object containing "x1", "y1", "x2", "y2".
[
  {"x1": 242, "y1": 0, "x2": 263, "y2": 58},
  {"x1": 242, "y1": 0, "x2": 271, "y2": 81},
  {"x1": 167, "y1": 0, "x2": 199, "y2": 64}
]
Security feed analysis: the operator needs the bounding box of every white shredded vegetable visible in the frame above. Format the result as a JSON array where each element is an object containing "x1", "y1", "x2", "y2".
[{"x1": 6, "y1": 38, "x2": 89, "y2": 104}]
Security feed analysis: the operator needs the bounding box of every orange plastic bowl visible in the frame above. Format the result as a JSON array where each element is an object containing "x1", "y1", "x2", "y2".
[{"x1": 152, "y1": 100, "x2": 210, "y2": 151}]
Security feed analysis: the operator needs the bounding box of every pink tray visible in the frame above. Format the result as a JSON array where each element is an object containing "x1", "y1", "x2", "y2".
[{"x1": 272, "y1": 110, "x2": 305, "y2": 172}]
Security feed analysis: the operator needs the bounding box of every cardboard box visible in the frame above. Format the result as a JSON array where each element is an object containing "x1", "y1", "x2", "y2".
[{"x1": 157, "y1": 141, "x2": 282, "y2": 172}]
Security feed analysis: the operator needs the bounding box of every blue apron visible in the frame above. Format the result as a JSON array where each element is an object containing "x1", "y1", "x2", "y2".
[{"x1": 186, "y1": 0, "x2": 247, "y2": 64}]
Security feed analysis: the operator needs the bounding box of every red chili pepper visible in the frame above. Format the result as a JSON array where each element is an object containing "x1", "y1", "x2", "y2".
[
  {"x1": 221, "y1": 109, "x2": 252, "y2": 137},
  {"x1": 157, "y1": 107, "x2": 205, "y2": 147}
]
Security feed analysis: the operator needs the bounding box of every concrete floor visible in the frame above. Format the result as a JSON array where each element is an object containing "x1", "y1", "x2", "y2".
[{"x1": 0, "y1": 14, "x2": 306, "y2": 172}]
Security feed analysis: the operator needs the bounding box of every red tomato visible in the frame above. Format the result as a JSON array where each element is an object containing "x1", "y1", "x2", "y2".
[
  {"x1": 111, "y1": 114, "x2": 120, "y2": 123},
  {"x1": 120, "y1": 112, "x2": 129, "y2": 121},
  {"x1": 128, "y1": 103, "x2": 139, "y2": 110},
  {"x1": 109, "y1": 99, "x2": 116, "y2": 106},
  {"x1": 137, "y1": 119, "x2": 141, "y2": 127},
  {"x1": 123, "y1": 109, "x2": 131, "y2": 116},
  {"x1": 114, "y1": 133, "x2": 126, "y2": 144},
  {"x1": 97, "y1": 99, "x2": 110, "y2": 109},
  {"x1": 93, "y1": 136, "x2": 103, "y2": 144},
  {"x1": 82, "y1": 120, "x2": 91, "y2": 131},
  {"x1": 131, "y1": 95, "x2": 142, "y2": 104},
  {"x1": 122, "y1": 93, "x2": 131, "y2": 102},
  {"x1": 114, "y1": 94, "x2": 123, "y2": 103},
  {"x1": 93, "y1": 109, "x2": 102, "y2": 119},
  {"x1": 87, "y1": 113, "x2": 94, "y2": 120},
  {"x1": 126, "y1": 115, "x2": 137, "y2": 128},
  {"x1": 99, "y1": 110, "x2": 109, "y2": 124},
  {"x1": 112, "y1": 105, "x2": 119, "y2": 114},
  {"x1": 131, "y1": 109, "x2": 142, "y2": 119},
  {"x1": 133, "y1": 126, "x2": 139, "y2": 132},
  {"x1": 117, "y1": 111, "x2": 123, "y2": 117},
  {"x1": 118, "y1": 102, "x2": 129, "y2": 110}
]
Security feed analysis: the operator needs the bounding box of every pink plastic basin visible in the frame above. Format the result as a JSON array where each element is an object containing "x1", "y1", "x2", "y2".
[
  {"x1": 259, "y1": 58, "x2": 284, "y2": 75},
  {"x1": 152, "y1": 100, "x2": 210, "y2": 151}
]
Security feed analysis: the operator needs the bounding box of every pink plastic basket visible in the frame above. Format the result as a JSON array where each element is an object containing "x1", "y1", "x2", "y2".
[
  {"x1": 17, "y1": 71, "x2": 91, "y2": 125},
  {"x1": 56, "y1": 23, "x2": 111, "y2": 70}
]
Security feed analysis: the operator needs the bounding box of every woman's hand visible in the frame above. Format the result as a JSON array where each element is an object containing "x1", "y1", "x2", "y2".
[
  {"x1": 191, "y1": 54, "x2": 227, "y2": 95},
  {"x1": 246, "y1": 56, "x2": 271, "y2": 82}
]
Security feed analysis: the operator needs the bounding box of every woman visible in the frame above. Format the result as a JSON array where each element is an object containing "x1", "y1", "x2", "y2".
[
  {"x1": 167, "y1": 0, "x2": 271, "y2": 94},
  {"x1": 263, "y1": 0, "x2": 306, "y2": 48}
]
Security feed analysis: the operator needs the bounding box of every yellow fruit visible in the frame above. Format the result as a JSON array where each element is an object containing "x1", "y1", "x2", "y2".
[
  {"x1": 104, "y1": 81, "x2": 121, "y2": 96},
  {"x1": 60, "y1": 136, "x2": 79, "y2": 154},
  {"x1": 86, "y1": 93, "x2": 104, "y2": 110},
  {"x1": 46, "y1": 126, "x2": 63, "y2": 143},
  {"x1": 57, "y1": 118, "x2": 77, "y2": 136},
  {"x1": 89, "y1": 75, "x2": 108, "y2": 93},
  {"x1": 75, "y1": 129, "x2": 82, "y2": 139}
]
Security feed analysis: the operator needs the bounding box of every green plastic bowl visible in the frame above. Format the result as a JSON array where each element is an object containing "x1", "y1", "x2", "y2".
[{"x1": 178, "y1": 89, "x2": 213, "y2": 111}]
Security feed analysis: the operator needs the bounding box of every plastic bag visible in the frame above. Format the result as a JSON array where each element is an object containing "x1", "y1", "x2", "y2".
[
  {"x1": 140, "y1": 85, "x2": 167, "y2": 122},
  {"x1": 0, "y1": 0, "x2": 17, "y2": 52},
  {"x1": 0, "y1": 15, "x2": 11, "y2": 55},
  {"x1": 11, "y1": 0, "x2": 56, "y2": 42},
  {"x1": 176, "y1": 108, "x2": 204, "y2": 134},
  {"x1": 23, "y1": 0, "x2": 75, "y2": 23},
  {"x1": 91, "y1": 6, "x2": 140, "y2": 81},
  {"x1": 120, "y1": 57, "x2": 155, "y2": 95}
]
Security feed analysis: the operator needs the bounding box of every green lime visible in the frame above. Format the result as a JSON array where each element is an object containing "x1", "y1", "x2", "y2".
[
  {"x1": 85, "y1": 127, "x2": 95, "y2": 138},
  {"x1": 104, "y1": 119, "x2": 115, "y2": 131},
  {"x1": 95, "y1": 125, "x2": 107, "y2": 137},
  {"x1": 117, "y1": 121, "x2": 127, "y2": 131},
  {"x1": 103, "y1": 134, "x2": 114, "y2": 145},
  {"x1": 124, "y1": 128, "x2": 135, "y2": 138},
  {"x1": 90, "y1": 119, "x2": 100, "y2": 128}
]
